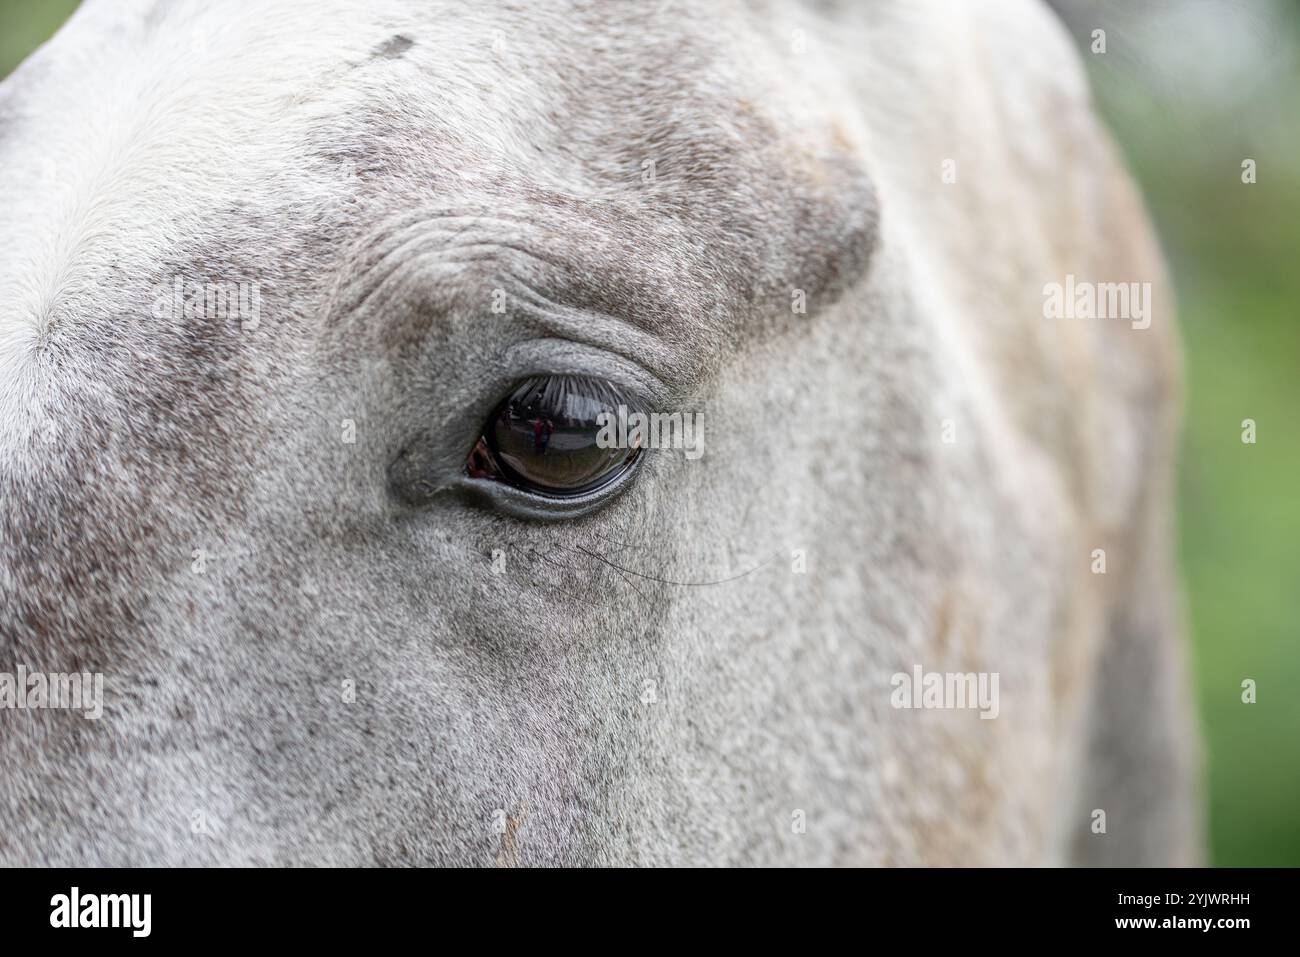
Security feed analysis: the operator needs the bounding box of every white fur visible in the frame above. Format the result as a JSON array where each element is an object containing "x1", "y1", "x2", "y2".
[{"x1": 0, "y1": 0, "x2": 1199, "y2": 865}]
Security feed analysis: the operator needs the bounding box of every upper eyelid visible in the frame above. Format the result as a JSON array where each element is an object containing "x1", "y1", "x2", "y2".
[
  {"x1": 487, "y1": 281, "x2": 682, "y2": 391},
  {"x1": 496, "y1": 338, "x2": 670, "y2": 413}
]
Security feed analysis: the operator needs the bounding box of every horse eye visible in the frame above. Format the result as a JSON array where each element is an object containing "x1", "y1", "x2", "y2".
[{"x1": 466, "y1": 375, "x2": 641, "y2": 497}]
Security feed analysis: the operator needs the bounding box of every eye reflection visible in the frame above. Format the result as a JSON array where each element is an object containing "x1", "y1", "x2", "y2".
[{"x1": 468, "y1": 375, "x2": 641, "y2": 497}]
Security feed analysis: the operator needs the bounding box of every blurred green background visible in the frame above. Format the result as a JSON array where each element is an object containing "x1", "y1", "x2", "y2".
[
  {"x1": 2, "y1": 0, "x2": 1295, "y2": 865},
  {"x1": 1053, "y1": 0, "x2": 1300, "y2": 867},
  {"x1": 0, "y1": 0, "x2": 79, "y2": 81}
]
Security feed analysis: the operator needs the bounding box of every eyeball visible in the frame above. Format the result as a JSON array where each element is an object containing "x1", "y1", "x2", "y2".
[{"x1": 467, "y1": 375, "x2": 641, "y2": 498}]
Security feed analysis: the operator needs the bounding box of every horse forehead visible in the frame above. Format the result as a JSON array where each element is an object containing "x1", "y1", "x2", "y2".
[
  {"x1": 1, "y1": 0, "x2": 868, "y2": 352},
  {"x1": 5, "y1": 0, "x2": 811, "y2": 184}
]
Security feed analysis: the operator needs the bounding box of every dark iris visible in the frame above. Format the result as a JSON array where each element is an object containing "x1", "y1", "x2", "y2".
[{"x1": 467, "y1": 375, "x2": 641, "y2": 497}]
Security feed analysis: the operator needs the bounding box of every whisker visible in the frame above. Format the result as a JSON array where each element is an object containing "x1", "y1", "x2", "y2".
[{"x1": 572, "y1": 544, "x2": 779, "y2": 588}]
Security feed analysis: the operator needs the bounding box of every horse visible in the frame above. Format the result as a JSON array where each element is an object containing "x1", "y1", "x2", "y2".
[{"x1": 0, "y1": 0, "x2": 1199, "y2": 865}]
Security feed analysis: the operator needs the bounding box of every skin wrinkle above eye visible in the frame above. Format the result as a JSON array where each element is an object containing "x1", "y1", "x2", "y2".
[
  {"x1": 323, "y1": 204, "x2": 621, "y2": 322},
  {"x1": 323, "y1": 205, "x2": 691, "y2": 391},
  {"x1": 335, "y1": 217, "x2": 567, "y2": 317},
  {"x1": 336, "y1": 190, "x2": 713, "y2": 302}
]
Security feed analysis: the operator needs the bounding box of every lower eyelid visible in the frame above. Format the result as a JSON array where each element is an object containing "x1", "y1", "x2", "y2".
[{"x1": 452, "y1": 453, "x2": 644, "y2": 521}]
